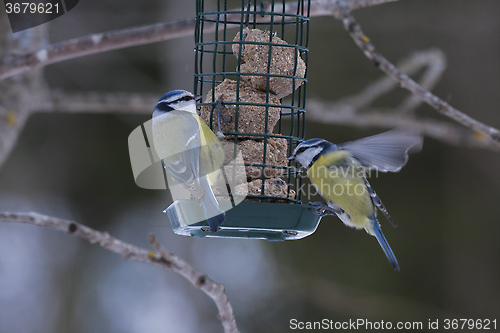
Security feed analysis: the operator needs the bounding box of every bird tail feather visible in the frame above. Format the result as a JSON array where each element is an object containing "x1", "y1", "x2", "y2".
[
  {"x1": 368, "y1": 217, "x2": 400, "y2": 271},
  {"x1": 199, "y1": 175, "x2": 225, "y2": 233}
]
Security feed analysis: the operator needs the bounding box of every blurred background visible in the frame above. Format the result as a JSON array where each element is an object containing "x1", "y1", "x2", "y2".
[{"x1": 1, "y1": 0, "x2": 499, "y2": 332}]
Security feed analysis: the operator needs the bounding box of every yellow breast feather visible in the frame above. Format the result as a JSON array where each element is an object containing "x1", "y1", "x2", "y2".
[
  {"x1": 192, "y1": 113, "x2": 224, "y2": 179},
  {"x1": 308, "y1": 150, "x2": 374, "y2": 228}
]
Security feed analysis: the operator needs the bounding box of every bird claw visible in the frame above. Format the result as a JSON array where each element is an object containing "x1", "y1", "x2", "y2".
[
  {"x1": 220, "y1": 113, "x2": 232, "y2": 123},
  {"x1": 215, "y1": 131, "x2": 225, "y2": 140},
  {"x1": 308, "y1": 201, "x2": 341, "y2": 217}
]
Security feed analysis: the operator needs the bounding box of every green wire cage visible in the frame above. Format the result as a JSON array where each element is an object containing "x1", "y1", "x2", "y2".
[{"x1": 164, "y1": 0, "x2": 322, "y2": 240}]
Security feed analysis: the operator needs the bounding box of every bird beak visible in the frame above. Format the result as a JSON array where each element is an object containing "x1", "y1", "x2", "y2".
[
  {"x1": 195, "y1": 95, "x2": 202, "y2": 103},
  {"x1": 288, "y1": 155, "x2": 295, "y2": 161}
]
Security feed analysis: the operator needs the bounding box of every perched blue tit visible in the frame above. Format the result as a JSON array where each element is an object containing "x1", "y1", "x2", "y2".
[
  {"x1": 152, "y1": 90, "x2": 225, "y2": 233},
  {"x1": 289, "y1": 129, "x2": 423, "y2": 270}
]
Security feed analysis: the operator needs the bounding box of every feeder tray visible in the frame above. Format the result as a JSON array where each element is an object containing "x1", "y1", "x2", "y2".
[{"x1": 165, "y1": 200, "x2": 321, "y2": 241}]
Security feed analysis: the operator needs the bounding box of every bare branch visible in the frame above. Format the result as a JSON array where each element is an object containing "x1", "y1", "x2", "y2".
[
  {"x1": 309, "y1": 0, "x2": 398, "y2": 16},
  {"x1": 36, "y1": 86, "x2": 499, "y2": 151},
  {"x1": 336, "y1": 5, "x2": 500, "y2": 147},
  {"x1": 0, "y1": 23, "x2": 48, "y2": 171},
  {"x1": 148, "y1": 235, "x2": 239, "y2": 333},
  {"x1": 397, "y1": 50, "x2": 446, "y2": 114},
  {"x1": 40, "y1": 49, "x2": 440, "y2": 115},
  {"x1": 332, "y1": 48, "x2": 446, "y2": 113},
  {"x1": 0, "y1": 212, "x2": 240, "y2": 333},
  {"x1": 303, "y1": 47, "x2": 500, "y2": 150},
  {"x1": 307, "y1": 99, "x2": 500, "y2": 151},
  {"x1": 1, "y1": 0, "x2": 498, "y2": 165},
  {"x1": 38, "y1": 90, "x2": 157, "y2": 114},
  {"x1": 0, "y1": 0, "x2": 398, "y2": 81},
  {"x1": 0, "y1": 18, "x2": 195, "y2": 81}
]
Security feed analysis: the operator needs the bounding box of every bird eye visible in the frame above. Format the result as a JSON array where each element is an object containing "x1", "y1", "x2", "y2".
[
  {"x1": 179, "y1": 95, "x2": 194, "y2": 102},
  {"x1": 296, "y1": 147, "x2": 307, "y2": 155}
]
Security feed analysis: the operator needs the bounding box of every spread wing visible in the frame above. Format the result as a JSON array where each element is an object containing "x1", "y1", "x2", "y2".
[{"x1": 339, "y1": 129, "x2": 423, "y2": 172}]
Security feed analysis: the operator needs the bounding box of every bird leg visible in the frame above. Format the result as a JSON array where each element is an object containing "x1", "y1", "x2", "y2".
[{"x1": 215, "y1": 96, "x2": 232, "y2": 139}]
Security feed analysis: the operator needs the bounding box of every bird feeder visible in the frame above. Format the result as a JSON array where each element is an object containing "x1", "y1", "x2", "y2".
[
  {"x1": 161, "y1": 0, "x2": 321, "y2": 240},
  {"x1": 127, "y1": 0, "x2": 321, "y2": 240}
]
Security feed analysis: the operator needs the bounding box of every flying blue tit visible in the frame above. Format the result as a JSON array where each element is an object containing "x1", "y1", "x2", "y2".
[
  {"x1": 289, "y1": 129, "x2": 423, "y2": 270},
  {"x1": 152, "y1": 90, "x2": 225, "y2": 233}
]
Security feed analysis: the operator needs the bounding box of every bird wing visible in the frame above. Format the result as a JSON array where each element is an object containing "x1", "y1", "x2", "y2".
[
  {"x1": 338, "y1": 129, "x2": 423, "y2": 172},
  {"x1": 193, "y1": 114, "x2": 225, "y2": 180},
  {"x1": 360, "y1": 174, "x2": 396, "y2": 227}
]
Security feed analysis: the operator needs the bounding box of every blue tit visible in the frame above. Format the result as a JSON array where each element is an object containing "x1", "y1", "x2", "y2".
[
  {"x1": 152, "y1": 90, "x2": 225, "y2": 233},
  {"x1": 289, "y1": 129, "x2": 423, "y2": 270}
]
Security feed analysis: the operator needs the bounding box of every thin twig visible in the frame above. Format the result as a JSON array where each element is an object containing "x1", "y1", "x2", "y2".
[
  {"x1": 148, "y1": 235, "x2": 239, "y2": 333},
  {"x1": 304, "y1": 47, "x2": 498, "y2": 151},
  {"x1": 0, "y1": 212, "x2": 240, "y2": 333},
  {"x1": 332, "y1": 48, "x2": 446, "y2": 114},
  {"x1": 335, "y1": 4, "x2": 500, "y2": 147},
  {"x1": 36, "y1": 88, "x2": 500, "y2": 151},
  {"x1": 38, "y1": 90, "x2": 157, "y2": 114},
  {"x1": 0, "y1": 0, "x2": 398, "y2": 81},
  {"x1": 307, "y1": 99, "x2": 499, "y2": 150},
  {"x1": 0, "y1": 18, "x2": 195, "y2": 81},
  {"x1": 397, "y1": 50, "x2": 446, "y2": 114}
]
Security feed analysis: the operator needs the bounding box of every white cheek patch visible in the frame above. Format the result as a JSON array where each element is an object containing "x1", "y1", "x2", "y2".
[
  {"x1": 171, "y1": 101, "x2": 197, "y2": 114},
  {"x1": 183, "y1": 103, "x2": 197, "y2": 114}
]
